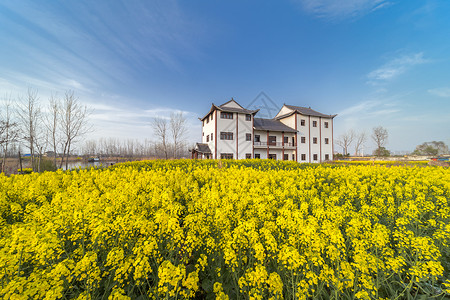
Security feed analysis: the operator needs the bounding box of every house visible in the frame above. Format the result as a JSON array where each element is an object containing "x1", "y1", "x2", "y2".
[{"x1": 191, "y1": 99, "x2": 337, "y2": 163}]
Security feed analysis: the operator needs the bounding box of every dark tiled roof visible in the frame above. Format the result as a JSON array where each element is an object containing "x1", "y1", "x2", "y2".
[
  {"x1": 200, "y1": 101, "x2": 259, "y2": 121},
  {"x1": 253, "y1": 118, "x2": 297, "y2": 132},
  {"x1": 219, "y1": 100, "x2": 259, "y2": 114},
  {"x1": 219, "y1": 106, "x2": 258, "y2": 114},
  {"x1": 283, "y1": 105, "x2": 336, "y2": 118},
  {"x1": 194, "y1": 143, "x2": 211, "y2": 154}
]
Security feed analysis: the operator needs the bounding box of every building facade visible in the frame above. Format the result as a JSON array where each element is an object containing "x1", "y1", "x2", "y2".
[{"x1": 191, "y1": 99, "x2": 336, "y2": 163}]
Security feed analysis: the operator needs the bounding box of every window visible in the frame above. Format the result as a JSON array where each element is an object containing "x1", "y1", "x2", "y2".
[
  {"x1": 284, "y1": 154, "x2": 289, "y2": 160},
  {"x1": 325, "y1": 154, "x2": 330, "y2": 160},
  {"x1": 220, "y1": 112, "x2": 233, "y2": 119},
  {"x1": 301, "y1": 137, "x2": 306, "y2": 143},
  {"x1": 313, "y1": 121, "x2": 317, "y2": 127},
  {"x1": 301, "y1": 154, "x2": 306, "y2": 160},
  {"x1": 206, "y1": 118, "x2": 209, "y2": 124},
  {"x1": 268, "y1": 136, "x2": 276, "y2": 145},
  {"x1": 220, "y1": 132, "x2": 233, "y2": 140},
  {"x1": 255, "y1": 153, "x2": 260, "y2": 159},
  {"x1": 313, "y1": 154, "x2": 318, "y2": 161},
  {"x1": 283, "y1": 136, "x2": 289, "y2": 144},
  {"x1": 211, "y1": 133, "x2": 213, "y2": 141},
  {"x1": 292, "y1": 154, "x2": 295, "y2": 161},
  {"x1": 254, "y1": 135, "x2": 260, "y2": 142},
  {"x1": 268, "y1": 154, "x2": 277, "y2": 159},
  {"x1": 206, "y1": 135, "x2": 209, "y2": 142},
  {"x1": 325, "y1": 138, "x2": 329, "y2": 144},
  {"x1": 220, "y1": 153, "x2": 233, "y2": 159},
  {"x1": 301, "y1": 119, "x2": 305, "y2": 126},
  {"x1": 313, "y1": 137, "x2": 317, "y2": 144},
  {"x1": 246, "y1": 133, "x2": 252, "y2": 141},
  {"x1": 245, "y1": 153, "x2": 251, "y2": 159},
  {"x1": 292, "y1": 137, "x2": 295, "y2": 145},
  {"x1": 246, "y1": 114, "x2": 251, "y2": 121},
  {"x1": 211, "y1": 114, "x2": 213, "y2": 121},
  {"x1": 324, "y1": 122, "x2": 328, "y2": 128}
]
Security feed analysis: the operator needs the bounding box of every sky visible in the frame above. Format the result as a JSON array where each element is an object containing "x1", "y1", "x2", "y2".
[{"x1": 0, "y1": 0, "x2": 449, "y2": 154}]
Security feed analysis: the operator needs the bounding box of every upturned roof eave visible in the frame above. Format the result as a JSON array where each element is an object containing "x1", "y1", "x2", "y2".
[{"x1": 200, "y1": 104, "x2": 222, "y2": 121}]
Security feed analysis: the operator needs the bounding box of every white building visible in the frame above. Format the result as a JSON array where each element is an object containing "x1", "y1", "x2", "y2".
[{"x1": 191, "y1": 99, "x2": 336, "y2": 163}]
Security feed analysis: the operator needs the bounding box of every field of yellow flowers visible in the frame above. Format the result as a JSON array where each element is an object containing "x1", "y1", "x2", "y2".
[{"x1": 1, "y1": 159, "x2": 449, "y2": 299}]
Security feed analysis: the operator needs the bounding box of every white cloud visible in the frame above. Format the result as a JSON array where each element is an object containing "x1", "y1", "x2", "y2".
[
  {"x1": 336, "y1": 98, "x2": 401, "y2": 133},
  {"x1": 367, "y1": 52, "x2": 428, "y2": 83},
  {"x1": 428, "y1": 87, "x2": 450, "y2": 98},
  {"x1": 86, "y1": 104, "x2": 199, "y2": 143},
  {"x1": 86, "y1": 103, "x2": 122, "y2": 112},
  {"x1": 294, "y1": 0, "x2": 391, "y2": 20},
  {"x1": 62, "y1": 79, "x2": 92, "y2": 93},
  {"x1": 337, "y1": 100, "x2": 380, "y2": 117}
]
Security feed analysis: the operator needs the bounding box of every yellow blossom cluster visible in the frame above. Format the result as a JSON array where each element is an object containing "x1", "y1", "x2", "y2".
[{"x1": 0, "y1": 159, "x2": 449, "y2": 299}]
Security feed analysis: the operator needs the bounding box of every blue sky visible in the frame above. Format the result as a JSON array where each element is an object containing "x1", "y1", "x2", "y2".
[{"x1": 1, "y1": 0, "x2": 449, "y2": 154}]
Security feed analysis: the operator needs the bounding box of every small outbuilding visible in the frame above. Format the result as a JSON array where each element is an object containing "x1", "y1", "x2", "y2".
[{"x1": 190, "y1": 143, "x2": 212, "y2": 159}]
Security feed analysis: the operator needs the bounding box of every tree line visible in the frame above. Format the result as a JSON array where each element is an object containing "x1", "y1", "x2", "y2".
[
  {"x1": 0, "y1": 89, "x2": 91, "y2": 172},
  {"x1": 81, "y1": 136, "x2": 190, "y2": 159},
  {"x1": 0, "y1": 89, "x2": 191, "y2": 174},
  {"x1": 336, "y1": 125, "x2": 449, "y2": 157}
]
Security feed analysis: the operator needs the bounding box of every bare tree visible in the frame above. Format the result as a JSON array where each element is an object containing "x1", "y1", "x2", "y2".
[
  {"x1": 335, "y1": 130, "x2": 355, "y2": 155},
  {"x1": 17, "y1": 88, "x2": 42, "y2": 171},
  {"x1": 82, "y1": 139, "x2": 98, "y2": 156},
  {"x1": 125, "y1": 139, "x2": 135, "y2": 157},
  {"x1": 170, "y1": 112, "x2": 187, "y2": 159},
  {"x1": 33, "y1": 125, "x2": 49, "y2": 173},
  {"x1": 45, "y1": 94, "x2": 61, "y2": 167},
  {"x1": 372, "y1": 126, "x2": 388, "y2": 149},
  {"x1": 153, "y1": 117, "x2": 169, "y2": 159},
  {"x1": 354, "y1": 131, "x2": 367, "y2": 156},
  {"x1": 59, "y1": 90, "x2": 92, "y2": 169},
  {"x1": 0, "y1": 95, "x2": 20, "y2": 173},
  {"x1": 372, "y1": 126, "x2": 389, "y2": 157}
]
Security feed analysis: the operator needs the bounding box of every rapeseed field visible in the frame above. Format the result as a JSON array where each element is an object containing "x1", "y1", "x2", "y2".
[{"x1": 1, "y1": 160, "x2": 449, "y2": 299}]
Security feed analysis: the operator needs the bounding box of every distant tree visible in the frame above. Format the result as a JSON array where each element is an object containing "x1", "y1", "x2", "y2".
[
  {"x1": 372, "y1": 126, "x2": 388, "y2": 156},
  {"x1": 413, "y1": 141, "x2": 449, "y2": 156},
  {"x1": 170, "y1": 112, "x2": 187, "y2": 159},
  {"x1": 59, "y1": 91, "x2": 92, "y2": 169},
  {"x1": 335, "y1": 130, "x2": 355, "y2": 155},
  {"x1": 45, "y1": 93, "x2": 61, "y2": 167},
  {"x1": 153, "y1": 117, "x2": 169, "y2": 159},
  {"x1": 0, "y1": 95, "x2": 20, "y2": 173},
  {"x1": 16, "y1": 88, "x2": 42, "y2": 171},
  {"x1": 373, "y1": 146, "x2": 390, "y2": 157},
  {"x1": 82, "y1": 139, "x2": 98, "y2": 157},
  {"x1": 354, "y1": 131, "x2": 367, "y2": 156},
  {"x1": 33, "y1": 122, "x2": 48, "y2": 173}
]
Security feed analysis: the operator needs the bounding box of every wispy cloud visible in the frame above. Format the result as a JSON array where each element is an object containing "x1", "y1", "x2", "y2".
[
  {"x1": 86, "y1": 101, "x2": 198, "y2": 140},
  {"x1": 294, "y1": 0, "x2": 391, "y2": 20},
  {"x1": 338, "y1": 99, "x2": 399, "y2": 117},
  {"x1": 367, "y1": 52, "x2": 428, "y2": 83},
  {"x1": 336, "y1": 97, "x2": 401, "y2": 131},
  {"x1": 0, "y1": 0, "x2": 202, "y2": 96},
  {"x1": 428, "y1": 87, "x2": 450, "y2": 98}
]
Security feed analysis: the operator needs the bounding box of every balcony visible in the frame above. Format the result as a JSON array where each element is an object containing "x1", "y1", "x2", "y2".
[{"x1": 254, "y1": 142, "x2": 296, "y2": 148}]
